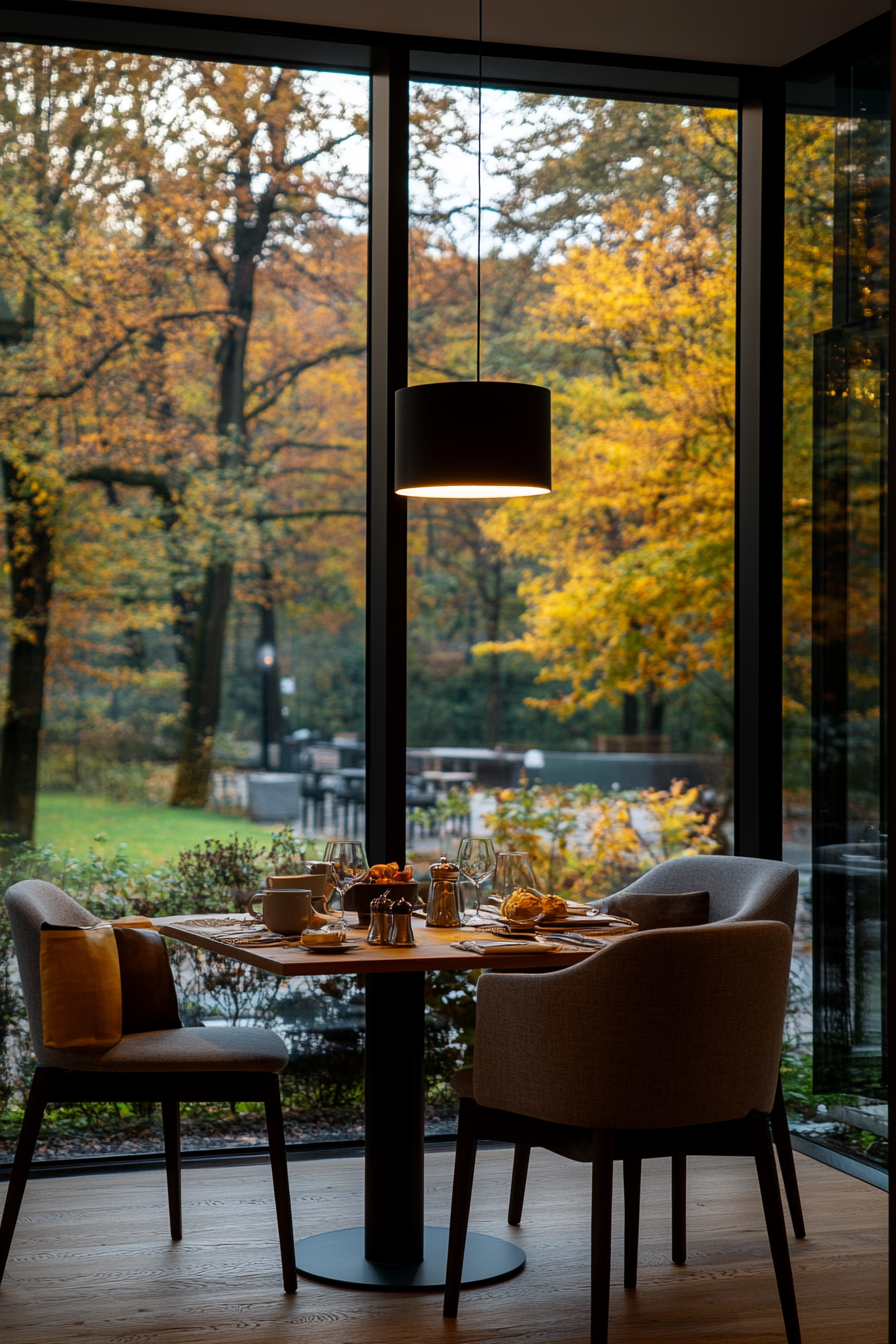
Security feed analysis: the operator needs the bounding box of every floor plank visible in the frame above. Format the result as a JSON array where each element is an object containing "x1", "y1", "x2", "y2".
[{"x1": 0, "y1": 1147, "x2": 886, "y2": 1343}]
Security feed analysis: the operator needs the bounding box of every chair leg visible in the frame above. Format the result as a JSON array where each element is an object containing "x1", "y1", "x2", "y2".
[
  {"x1": 671, "y1": 1154, "x2": 687, "y2": 1264},
  {"x1": 752, "y1": 1113, "x2": 802, "y2": 1344},
  {"x1": 161, "y1": 1099, "x2": 182, "y2": 1241},
  {"x1": 622, "y1": 1156, "x2": 641, "y2": 1289},
  {"x1": 0, "y1": 1066, "x2": 51, "y2": 1284},
  {"x1": 443, "y1": 1099, "x2": 479, "y2": 1319},
  {"x1": 771, "y1": 1071, "x2": 806, "y2": 1239},
  {"x1": 508, "y1": 1144, "x2": 530, "y2": 1226},
  {"x1": 263, "y1": 1075, "x2": 297, "y2": 1294},
  {"x1": 591, "y1": 1130, "x2": 614, "y2": 1344}
]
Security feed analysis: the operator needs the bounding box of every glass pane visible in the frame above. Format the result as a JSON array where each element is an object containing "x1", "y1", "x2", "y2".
[
  {"x1": 407, "y1": 86, "x2": 737, "y2": 1121},
  {"x1": 0, "y1": 44, "x2": 368, "y2": 1157},
  {"x1": 784, "y1": 45, "x2": 889, "y2": 1176}
]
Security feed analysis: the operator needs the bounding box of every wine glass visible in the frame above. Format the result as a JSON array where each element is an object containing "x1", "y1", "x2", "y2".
[
  {"x1": 301, "y1": 860, "x2": 347, "y2": 930},
  {"x1": 494, "y1": 851, "x2": 539, "y2": 900},
  {"x1": 455, "y1": 838, "x2": 497, "y2": 917},
  {"x1": 322, "y1": 841, "x2": 369, "y2": 916}
]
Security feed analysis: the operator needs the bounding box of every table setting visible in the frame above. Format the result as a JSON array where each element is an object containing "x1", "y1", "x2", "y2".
[
  {"x1": 161, "y1": 839, "x2": 637, "y2": 966},
  {"x1": 154, "y1": 836, "x2": 641, "y2": 1293}
]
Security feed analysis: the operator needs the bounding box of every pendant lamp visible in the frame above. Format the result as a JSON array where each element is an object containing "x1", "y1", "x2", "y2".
[{"x1": 394, "y1": 0, "x2": 552, "y2": 500}]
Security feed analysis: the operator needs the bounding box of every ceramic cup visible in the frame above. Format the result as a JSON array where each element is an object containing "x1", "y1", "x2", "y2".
[
  {"x1": 246, "y1": 887, "x2": 314, "y2": 935},
  {"x1": 266, "y1": 872, "x2": 333, "y2": 917},
  {"x1": 267, "y1": 873, "x2": 329, "y2": 901}
]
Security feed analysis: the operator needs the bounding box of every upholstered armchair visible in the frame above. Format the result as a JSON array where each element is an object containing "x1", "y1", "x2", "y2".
[{"x1": 444, "y1": 922, "x2": 800, "y2": 1344}]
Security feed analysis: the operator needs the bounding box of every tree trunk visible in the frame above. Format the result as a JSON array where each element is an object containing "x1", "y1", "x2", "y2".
[
  {"x1": 0, "y1": 460, "x2": 55, "y2": 842},
  {"x1": 170, "y1": 561, "x2": 233, "y2": 807},
  {"x1": 169, "y1": 218, "x2": 258, "y2": 805},
  {"x1": 645, "y1": 683, "x2": 664, "y2": 734}
]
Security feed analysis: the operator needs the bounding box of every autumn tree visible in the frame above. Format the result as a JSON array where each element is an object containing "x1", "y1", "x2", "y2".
[
  {"x1": 477, "y1": 194, "x2": 736, "y2": 722},
  {"x1": 0, "y1": 46, "x2": 222, "y2": 839},
  {"x1": 0, "y1": 47, "x2": 369, "y2": 836},
  {"x1": 76, "y1": 60, "x2": 368, "y2": 806},
  {"x1": 407, "y1": 94, "x2": 739, "y2": 741}
]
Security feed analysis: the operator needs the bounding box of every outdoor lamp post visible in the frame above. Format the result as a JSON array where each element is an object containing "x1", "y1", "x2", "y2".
[{"x1": 257, "y1": 642, "x2": 277, "y2": 771}]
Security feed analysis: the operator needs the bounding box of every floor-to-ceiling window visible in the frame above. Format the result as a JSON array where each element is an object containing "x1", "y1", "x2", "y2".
[
  {"x1": 782, "y1": 30, "x2": 889, "y2": 1184},
  {"x1": 405, "y1": 81, "x2": 736, "y2": 887},
  {"x1": 0, "y1": 41, "x2": 369, "y2": 1158}
]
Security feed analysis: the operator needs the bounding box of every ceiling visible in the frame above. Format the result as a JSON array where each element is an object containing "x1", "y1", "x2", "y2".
[{"x1": 84, "y1": 0, "x2": 889, "y2": 68}]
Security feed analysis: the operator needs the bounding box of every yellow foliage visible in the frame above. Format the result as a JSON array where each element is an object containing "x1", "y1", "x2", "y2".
[{"x1": 477, "y1": 193, "x2": 735, "y2": 714}]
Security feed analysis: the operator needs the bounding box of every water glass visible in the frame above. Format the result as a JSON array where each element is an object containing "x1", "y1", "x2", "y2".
[
  {"x1": 494, "y1": 851, "x2": 538, "y2": 899},
  {"x1": 456, "y1": 837, "x2": 497, "y2": 914},
  {"x1": 322, "y1": 841, "x2": 369, "y2": 914},
  {"x1": 300, "y1": 860, "x2": 346, "y2": 929}
]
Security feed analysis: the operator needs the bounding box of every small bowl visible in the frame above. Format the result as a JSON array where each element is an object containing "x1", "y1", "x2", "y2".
[
  {"x1": 504, "y1": 914, "x2": 546, "y2": 932},
  {"x1": 300, "y1": 927, "x2": 347, "y2": 947}
]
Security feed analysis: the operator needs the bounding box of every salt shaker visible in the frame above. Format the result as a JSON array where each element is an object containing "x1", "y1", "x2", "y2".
[
  {"x1": 367, "y1": 893, "x2": 393, "y2": 946},
  {"x1": 388, "y1": 894, "x2": 416, "y2": 946}
]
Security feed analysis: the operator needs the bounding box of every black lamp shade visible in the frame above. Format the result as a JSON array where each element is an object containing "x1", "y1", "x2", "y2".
[{"x1": 395, "y1": 381, "x2": 552, "y2": 498}]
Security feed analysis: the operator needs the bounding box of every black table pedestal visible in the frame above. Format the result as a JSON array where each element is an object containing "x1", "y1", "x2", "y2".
[
  {"x1": 293, "y1": 971, "x2": 525, "y2": 1292},
  {"x1": 294, "y1": 1225, "x2": 526, "y2": 1290}
]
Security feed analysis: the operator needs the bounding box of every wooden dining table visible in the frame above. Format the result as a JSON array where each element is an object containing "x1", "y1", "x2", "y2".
[{"x1": 156, "y1": 913, "x2": 620, "y2": 1291}]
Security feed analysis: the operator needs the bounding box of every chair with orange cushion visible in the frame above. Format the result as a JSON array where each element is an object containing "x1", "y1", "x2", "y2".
[{"x1": 0, "y1": 880, "x2": 296, "y2": 1292}]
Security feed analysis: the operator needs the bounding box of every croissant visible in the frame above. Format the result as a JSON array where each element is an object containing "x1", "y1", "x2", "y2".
[{"x1": 500, "y1": 890, "x2": 567, "y2": 922}]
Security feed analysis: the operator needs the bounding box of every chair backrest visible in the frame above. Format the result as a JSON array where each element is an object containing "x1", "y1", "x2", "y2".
[
  {"x1": 473, "y1": 921, "x2": 793, "y2": 1130},
  {"x1": 5, "y1": 880, "x2": 100, "y2": 1067},
  {"x1": 606, "y1": 854, "x2": 799, "y2": 932}
]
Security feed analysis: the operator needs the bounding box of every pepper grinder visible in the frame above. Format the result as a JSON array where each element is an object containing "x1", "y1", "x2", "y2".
[
  {"x1": 426, "y1": 855, "x2": 462, "y2": 928},
  {"x1": 366, "y1": 893, "x2": 393, "y2": 946},
  {"x1": 388, "y1": 894, "x2": 416, "y2": 946}
]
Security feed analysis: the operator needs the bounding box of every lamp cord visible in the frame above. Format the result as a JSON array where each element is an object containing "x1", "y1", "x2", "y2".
[{"x1": 476, "y1": 0, "x2": 482, "y2": 383}]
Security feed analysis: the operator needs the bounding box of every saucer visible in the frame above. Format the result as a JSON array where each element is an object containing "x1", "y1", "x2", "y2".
[{"x1": 301, "y1": 941, "x2": 357, "y2": 954}]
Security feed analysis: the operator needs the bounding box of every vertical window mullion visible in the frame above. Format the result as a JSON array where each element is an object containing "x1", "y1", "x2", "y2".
[{"x1": 735, "y1": 72, "x2": 786, "y2": 859}]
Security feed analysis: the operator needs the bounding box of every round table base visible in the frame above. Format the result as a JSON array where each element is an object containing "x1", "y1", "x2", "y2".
[{"x1": 294, "y1": 1225, "x2": 526, "y2": 1291}]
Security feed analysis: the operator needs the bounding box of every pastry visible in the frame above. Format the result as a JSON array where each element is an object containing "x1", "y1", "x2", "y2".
[{"x1": 500, "y1": 889, "x2": 567, "y2": 922}]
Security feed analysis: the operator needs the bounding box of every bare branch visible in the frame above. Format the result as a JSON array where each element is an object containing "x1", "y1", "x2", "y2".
[
  {"x1": 255, "y1": 508, "x2": 364, "y2": 522},
  {"x1": 69, "y1": 465, "x2": 174, "y2": 502},
  {"x1": 0, "y1": 308, "x2": 234, "y2": 403},
  {"x1": 244, "y1": 342, "x2": 365, "y2": 422}
]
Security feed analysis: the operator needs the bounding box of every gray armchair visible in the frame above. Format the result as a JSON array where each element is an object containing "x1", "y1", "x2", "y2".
[
  {"x1": 601, "y1": 853, "x2": 799, "y2": 929},
  {"x1": 444, "y1": 922, "x2": 800, "y2": 1344},
  {"x1": 507, "y1": 854, "x2": 804, "y2": 1243},
  {"x1": 0, "y1": 881, "x2": 297, "y2": 1291}
]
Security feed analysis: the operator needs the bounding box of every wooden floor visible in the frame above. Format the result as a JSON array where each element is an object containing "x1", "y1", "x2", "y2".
[{"x1": 0, "y1": 1146, "x2": 886, "y2": 1343}]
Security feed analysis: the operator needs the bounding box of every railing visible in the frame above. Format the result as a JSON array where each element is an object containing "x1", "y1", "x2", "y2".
[{"x1": 289, "y1": 796, "x2": 473, "y2": 848}]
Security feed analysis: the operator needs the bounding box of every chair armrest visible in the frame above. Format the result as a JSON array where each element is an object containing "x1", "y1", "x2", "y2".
[
  {"x1": 473, "y1": 923, "x2": 793, "y2": 1131},
  {"x1": 473, "y1": 953, "x2": 611, "y2": 1125}
]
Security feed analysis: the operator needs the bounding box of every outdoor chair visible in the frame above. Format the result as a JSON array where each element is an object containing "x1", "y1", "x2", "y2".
[
  {"x1": 0, "y1": 880, "x2": 297, "y2": 1292},
  {"x1": 506, "y1": 854, "x2": 805, "y2": 1244},
  {"x1": 444, "y1": 922, "x2": 801, "y2": 1344}
]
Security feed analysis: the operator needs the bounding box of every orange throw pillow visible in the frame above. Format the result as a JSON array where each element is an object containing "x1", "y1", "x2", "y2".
[{"x1": 39, "y1": 923, "x2": 122, "y2": 1052}]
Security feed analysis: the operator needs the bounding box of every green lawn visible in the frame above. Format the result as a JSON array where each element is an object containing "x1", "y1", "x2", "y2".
[{"x1": 35, "y1": 793, "x2": 277, "y2": 866}]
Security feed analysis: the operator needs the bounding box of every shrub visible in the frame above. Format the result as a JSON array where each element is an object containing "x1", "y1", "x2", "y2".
[{"x1": 484, "y1": 777, "x2": 719, "y2": 898}]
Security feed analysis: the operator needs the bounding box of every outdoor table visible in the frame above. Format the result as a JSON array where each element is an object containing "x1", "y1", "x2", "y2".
[{"x1": 157, "y1": 914, "x2": 620, "y2": 1291}]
